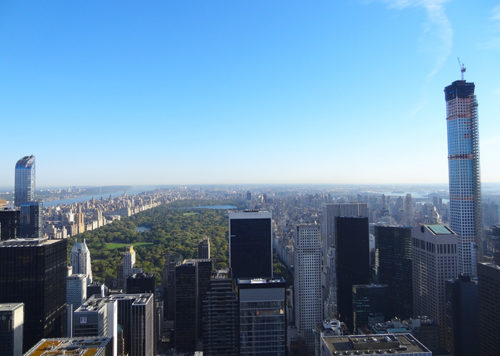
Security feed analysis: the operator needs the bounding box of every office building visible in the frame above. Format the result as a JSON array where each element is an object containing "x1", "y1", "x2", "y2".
[
  {"x1": 0, "y1": 238, "x2": 67, "y2": 352},
  {"x1": 444, "y1": 275, "x2": 479, "y2": 355},
  {"x1": 198, "y1": 238, "x2": 210, "y2": 259},
  {"x1": 19, "y1": 201, "x2": 43, "y2": 239},
  {"x1": 67, "y1": 274, "x2": 87, "y2": 310},
  {"x1": 14, "y1": 155, "x2": 35, "y2": 207},
  {"x1": 319, "y1": 333, "x2": 431, "y2": 356},
  {"x1": 25, "y1": 337, "x2": 112, "y2": 356},
  {"x1": 352, "y1": 284, "x2": 389, "y2": 332},
  {"x1": 478, "y1": 262, "x2": 500, "y2": 354},
  {"x1": 107, "y1": 294, "x2": 154, "y2": 356},
  {"x1": 87, "y1": 281, "x2": 108, "y2": 298},
  {"x1": 174, "y1": 259, "x2": 213, "y2": 353},
  {"x1": 336, "y1": 216, "x2": 370, "y2": 331},
  {"x1": 0, "y1": 209, "x2": 19, "y2": 241},
  {"x1": 412, "y1": 225, "x2": 458, "y2": 348},
  {"x1": 229, "y1": 210, "x2": 272, "y2": 280},
  {"x1": 122, "y1": 246, "x2": 141, "y2": 289},
  {"x1": 322, "y1": 203, "x2": 368, "y2": 318},
  {"x1": 162, "y1": 252, "x2": 180, "y2": 321},
  {"x1": 70, "y1": 239, "x2": 93, "y2": 283},
  {"x1": 237, "y1": 278, "x2": 287, "y2": 356},
  {"x1": 0, "y1": 303, "x2": 23, "y2": 356},
  {"x1": 202, "y1": 269, "x2": 238, "y2": 356},
  {"x1": 375, "y1": 225, "x2": 413, "y2": 319},
  {"x1": 294, "y1": 224, "x2": 322, "y2": 351},
  {"x1": 73, "y1": 296, "x2": 117, "y2": 356},
  {"x1": 126, "y1": 272, "x2": 155, "y2": 294},
  {"x1": 445, "y1": 79, "x2": 482, "y2": 277}
]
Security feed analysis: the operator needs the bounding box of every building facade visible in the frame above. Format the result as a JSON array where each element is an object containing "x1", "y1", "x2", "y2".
[
  {"x1": 229, "y1": 211, "x2": 272, "y2": 280},
  {"x1": 67, "y1": 274, "x2": 87, "y2": 310},
  {"x1": 321, "y1": 203, "x2": 368, "y2": 318},
  {"x1": 0, "y1": 238, "x2": 67, "y2": 352},
  {"x1": 445, "y1": 79, "x2": 482, "y2": 277},
  {"x1": 70, "y1": 239, "x2": 92, "y2": 283},
  {"x1": 19, "y1": 201, "x2": 43, "y2": 239},
  {"x1": 412, "y1": 225, "x2": 458, "y2": 348},
  {"x1": 478, "y1": 262, "x2": 500, "y2": 355},
  {"x1": 198, "y1": 238, "x2": 210, "y2": 259},
  {"x1": 0, "y1": 303, "x2": 24, "y2": 356},
  {"x1": 294, "y1": 224, "x2": 322, "y2": 350},
  {"x1": 0, "y1": 209, "x2": 20, "y2": 241},
  {"x1": 14, "y1": 155, "x2": 35, "y2": 207},
  {"x1": 237, "y1": 278, "x2": 287, "y2": 356},
  {"x1": 375, "y1": 225, "x2": 413, "y2": 319},
  {"x1": 335, "y1": 216, "x2": 370, "y2": 331}
]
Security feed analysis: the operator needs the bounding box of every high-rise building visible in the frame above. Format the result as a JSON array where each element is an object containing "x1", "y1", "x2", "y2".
[
  {"x1": 0, "y1": 209, "x2": 20, "y2": 241},
  {"x1": 237, "y1": 278, "x2": 287, "y2": 356},
  {"x1": 0, "y1": 238, "x2": 67, "y2": 352},
  {"x1": 198, "y1": 238, "x2": 210, "y2": 259},
  {"x1": 14, "y1": 155, "x2": 35, "y2": 207},
  {"x1": 19, "y1": 201, "x2": 43, "y2": 239},
  {"x1": 412, "y1": 225, "x2": 458, "y2": 348},
  {"x1": 122, "y1": 246, "x2": 141, "y2": 289},
  {"x1": 444, "y1": 275, "x2": 479, "y2": 355},
  {"x1": 445, "y1": 79, "x2": 482, "y2": 277},
  {"x1": 0, "y1": 303, "x2": 24, "y2": 356},
  {"x1": 126, "y1": 272, "x2": 155, "y2": 295},
  {"x1": 375, "y1": 225, "x2": 413, "y2": 319},
  {"x1": 294, "y1": 224, "x2": 322, "y2": 351},
  {"x1": 25, "y1": 337, "x2": 112, "y2": 356},
  {"x1": 70, "y1": 239, "x2": 93, "y2": 283},
  {"x1": 229, "y1": 211, "x2": 272, "y2": 280},
  {"x1": 202, "y1": 269, "x2": 238, "y2": 356},
  {"x1": 107, "y1": 294, "x2": 154, "y2": 356},
  {"x1": 67, "y1": 274, "x2": 87, "y2": 310},
  {"x1": 335, "y1": 216, "x2": 370, "y2": 331},
  {"x1": 174, "y1": 259, "x2": 213, "y2": 353},
  {"x1": 352, "y1": 284, "x2": 389, "y2": 332},
  {"x1": 478, "y1": 262, "x2": 500, "y2": 355},
  {"x1": 162, "y1": 252, "x2": 180, "y2": 321},
  {"x1": 73, "y1": 296, "x2": 117, "y2": 356},
  {"x1": 87, "y1": 281, "x2": 107, "y2": 298},
  {"x1": 321, "y1": 203, "x2": 368, "y2": 318}
]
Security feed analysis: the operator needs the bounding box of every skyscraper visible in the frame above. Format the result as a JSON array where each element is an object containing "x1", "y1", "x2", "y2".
[
  {"x1": 321, "y1": 203, "x2": 368, "y2": 318},
  {"x1": 198, "y1": 238, "x2": 210, "y2": 259},
  {"x1": 375, "y1": 225, "x2": 413, "y2": 319},
  {"x1": 0, "y1": 209, "x2": 20, "y2": 241},
  {"x1": 477, "y1": 262, "x2": 500, "y2": 354},
  {"x1": 237, "y1": 278, "x2": 287, "y2": 356},
  {"x1": 0, "y1": 238, "x2": 67, "y2": 352},
  {"x1": 294, "y1": 224, "x2": 322, "y2": 351},
  {"x1": 162, "y1": 252, "x2": 180, "y2": 321},
  {"x1": 66, "y1": 274, "x2": 87, "y2": 310},
  {"x1": 70, "y1": 239, "x2": 92, "y2": 283},
  {"x1": 19, "y1": 201, "x2": 43, "y2": 239},
  {"x1": 445, "y1": 79, "x2": 482, "y2": 277},
  {"x1": 335, "y1": 216, "x2": 370, "y2": 331},
  {"x1": 14, "y1": 155, "x2": 35, "y2": 207},
  {"x1": 412, "y1": 225, "x2": 458, "y2": 348},
  {"x1": 229, "y1": 211, "x2": 272, "y2": 280}
]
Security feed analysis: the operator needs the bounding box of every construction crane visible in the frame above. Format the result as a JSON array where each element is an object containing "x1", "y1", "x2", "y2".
[{"x1": 457, "y1": 57, "x2": 466, "y2": 80}]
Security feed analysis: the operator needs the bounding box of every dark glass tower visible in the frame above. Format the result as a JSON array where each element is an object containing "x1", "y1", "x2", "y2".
[
  {"x1": 229, "y1": 211, "x2": 272, "y2": 280},
  {"x1": 0, "y1": 209, "x2": 20, "y2": 241},
  {"x1": 19, "y1": 202, "x2": 43, "y2": 239},
  {"x1": 375, "y1": 225, "x2": 413, "y2": 319},
  {"x1": 352, "y1": 284, "x2": 389, "y2": 331},
  {"x1": 14, "y1": 156, "x2": 35, "y2": 207},
  {"x1": 127, "y1": 272, "x2": 155, "y2": 295},
  {"x1": 335, "y1": 216, "x2": 370, "y2": 331},
  {"x1": 0, "y1": 238, "x2": 67, "y2": 352},
  {"x1": 162, "y1": 253, "x2": 180, "y2": 321},
  {"x1": 445, "y1": 80, "x2": 482, "y2": 277},
  {"x1": 478, "y1": 262, "x2": 500, "y2": 354}
]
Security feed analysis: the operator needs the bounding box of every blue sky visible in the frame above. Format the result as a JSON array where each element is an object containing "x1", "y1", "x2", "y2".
[{"x1": 1, "y1": 0, "x2": 499, "y2": 186}]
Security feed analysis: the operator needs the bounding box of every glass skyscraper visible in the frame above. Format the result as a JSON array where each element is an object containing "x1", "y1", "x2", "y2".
[
  {"x1": 444, "y1": 79, "x2": 482, "y2": 277},
  {"x1": 14, "y1": 155, "x2": 36, "y2": 207}
]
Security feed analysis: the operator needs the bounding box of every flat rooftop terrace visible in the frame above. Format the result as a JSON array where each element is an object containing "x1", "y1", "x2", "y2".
[{"x1": 322, "y1": 333, "x2": 431, "y2": 355}]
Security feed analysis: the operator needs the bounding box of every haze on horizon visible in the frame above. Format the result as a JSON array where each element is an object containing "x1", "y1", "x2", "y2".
[{"x1": 1, "y1": 1, "x2": 499, "y2": 187}]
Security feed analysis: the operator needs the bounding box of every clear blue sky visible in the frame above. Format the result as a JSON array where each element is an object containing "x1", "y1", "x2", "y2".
[{"x1": 1, "y1": 0, "x2": 499, "y2": 187}]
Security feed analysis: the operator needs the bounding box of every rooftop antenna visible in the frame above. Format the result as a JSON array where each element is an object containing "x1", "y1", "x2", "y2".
[{"x1": 457, "y1": 57, "x2": 466, "y2": 80}]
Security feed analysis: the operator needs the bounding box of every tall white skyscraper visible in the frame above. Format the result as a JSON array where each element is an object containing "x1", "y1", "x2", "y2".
[
  {"x1": 294, "y1": 224, "x2": 322, "y2": 351},
  {"x1": 412, "y1": 225, "x2": 458, "y2": 348},
  {"x1": 70, "y1": 239, "x2": 92, "y2": 283},
  {"x1": 445, "y1": 79, "x2": 482, "y2": 277},
  {"x1": 321, "y1": 203, "x2": 368, "y2": 318}
]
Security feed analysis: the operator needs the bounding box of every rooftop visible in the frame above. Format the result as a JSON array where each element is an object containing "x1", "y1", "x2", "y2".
[
  {"x1": 322, "y1": 333, "x2": 431, "y2": 355},
  {"x1": 0, "y1": 238, "x2": 61, "y2": 247},
  {"x1": 25, "y1": 337, "x2": 111, "y2": 356},
  {"x1": 426, "y1": 225, "x2": 454, "y2": 235},
  {"x1": 0, "y1": 302, "x2": 23, "y2": 312}
]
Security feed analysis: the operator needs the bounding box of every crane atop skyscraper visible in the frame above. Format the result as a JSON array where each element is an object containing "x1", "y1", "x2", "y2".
[{"x1": 457, "y1": 57, "x2": 466, "y2": 80}]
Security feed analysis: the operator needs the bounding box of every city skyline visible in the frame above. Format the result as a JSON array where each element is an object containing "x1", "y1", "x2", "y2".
[{"x1": 1, "y1": 1, "x2": 500, "y2": 186}]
